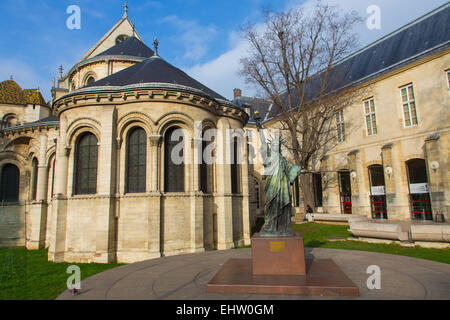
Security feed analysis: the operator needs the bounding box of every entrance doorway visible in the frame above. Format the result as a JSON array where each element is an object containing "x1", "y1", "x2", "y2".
[
  {"x1": 406, "y1": 159, "x2": 432, "y2": 221},
  {"x1": 338, "y1": 171, "x2": 352, "y2": 214},
  {"x1": 368, "y1": 165, "x2": 387, "y2": 219}
]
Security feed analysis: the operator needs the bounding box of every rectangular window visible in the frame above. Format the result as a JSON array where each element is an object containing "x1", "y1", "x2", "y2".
[
  {"x1": 400, "y1": 84, "x2": 418, "y2": 127},
  {"x1": 336, "y1": 109, "x2": 345, "y2": 143},
  {"x1": 447, "y1": 70, "x2": 450, "y2": 89},
  {"x1": 313, "y1": 173, "x2": 323, "y2": 207},
  {"x1": 364, "y1": 98, "x2": 377, "y2": 136}
]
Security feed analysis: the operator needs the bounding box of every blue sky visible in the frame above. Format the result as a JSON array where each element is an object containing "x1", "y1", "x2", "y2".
[{"x1": 0, "y1": 0, "x2": 448, "y2": 102}]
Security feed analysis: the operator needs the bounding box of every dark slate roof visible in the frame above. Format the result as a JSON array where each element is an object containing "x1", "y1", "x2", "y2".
[
  {"x1": 337, "y1": 3, "x2": 449, "y2": 88},
  {"x1": 96, "y1": 36, "x2": 154, "y2": 58},
  {"x1": 0, "y1": 114, "x2": 59, "y2": 133},
  {"x1": 233, "y1": 96, "x2": 272, "y2": 123},
  {"x1": 86, "y1": 55, "x2": 227, "y2": 100},
  {"x1": 267, "y1": 3, "x2": 450, "y2": 121},
  {"x1": 32, "y1": 115, "x2": 59, "y2": 124}
]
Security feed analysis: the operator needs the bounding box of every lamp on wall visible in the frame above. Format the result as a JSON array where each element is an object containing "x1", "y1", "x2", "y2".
[
  {"x1": 430, "y1": 161, "x2": 439, "y2": 173},
  {"x1": 350, "y1": 170, "x2": 357, "y2": 181},
  {"x1": 385, "y1": 166, "x2": 393, "y2": 179}
]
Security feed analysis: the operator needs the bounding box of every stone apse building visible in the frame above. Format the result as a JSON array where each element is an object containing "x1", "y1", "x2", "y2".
[
  {"x1": 0, "y1": 4, "x2": 449, "y2": 262},
  {"x1": 0, "y1": 9, "x2": 252, "y2": 263}
]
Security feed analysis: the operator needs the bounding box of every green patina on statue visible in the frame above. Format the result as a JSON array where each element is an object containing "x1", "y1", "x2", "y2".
[{"x1": 254, "y1": 111, "x2": 302, "y2": 237}]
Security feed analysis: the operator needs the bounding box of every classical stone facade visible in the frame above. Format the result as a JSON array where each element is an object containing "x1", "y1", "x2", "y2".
[{"x1": 242, "y1": 4, "x2": 450, "y2": 224}]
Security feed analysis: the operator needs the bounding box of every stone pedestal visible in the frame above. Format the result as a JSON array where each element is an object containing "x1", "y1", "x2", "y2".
[
  {"x1": 252, "y1": 233, "x2": 306, "y2": 275},
  {"x1": 206, "y1": 233, "x2": 359, "y2": 297}
]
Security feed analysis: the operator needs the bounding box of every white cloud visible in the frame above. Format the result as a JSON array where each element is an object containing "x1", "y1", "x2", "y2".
[
  {"x1": 186, "y1": 36, "x2": 253, "y2": 100},
  {"x1": 158, "y1": 15, "x2": 217, "y2": 61}
]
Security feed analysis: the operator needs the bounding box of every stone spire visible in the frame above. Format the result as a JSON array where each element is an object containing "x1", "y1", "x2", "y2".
[
  {"x1": 123, "y1": 2, "x2": 128, "y2": 17},
  {"x1": 58, "y1": 65, "x2": 64, "y2": 80}
]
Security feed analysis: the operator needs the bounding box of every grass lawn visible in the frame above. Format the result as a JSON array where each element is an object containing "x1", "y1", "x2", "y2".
[
  {"x1": 1, "y1": 224, "x2": 449, "y2": 300},
  {"x1": 0, "y1": 248, "x2": 123, "y2": 300},
  {"x1": 243, "y1": 223, "x2": 450, "y2": 265},
  {"x1": 293, "y1": 223, "x2": 450, "y2": 265}
]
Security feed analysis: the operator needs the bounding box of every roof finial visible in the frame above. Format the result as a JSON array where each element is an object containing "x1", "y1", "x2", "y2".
[
  {"x1": 123, "y1": 2, "x2": 128, "y2": 17},
  {"x1": 153, "y1": 37, "x2": 159, "y2": 57}
]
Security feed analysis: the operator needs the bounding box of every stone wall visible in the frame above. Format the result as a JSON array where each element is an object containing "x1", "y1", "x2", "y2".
[{"x1": 0, "y1": 203, "x2": 25, "y2": 248}]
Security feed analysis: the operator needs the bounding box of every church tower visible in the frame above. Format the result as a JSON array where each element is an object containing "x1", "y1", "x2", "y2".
[{"x1": 51, "y1": 3, "x2": 151, "y2": 103}]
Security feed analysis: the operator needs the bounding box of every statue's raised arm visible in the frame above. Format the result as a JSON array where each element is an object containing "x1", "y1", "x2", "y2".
[{"x1": 254, "y1": 111, "x2": 268, "y2": 163}]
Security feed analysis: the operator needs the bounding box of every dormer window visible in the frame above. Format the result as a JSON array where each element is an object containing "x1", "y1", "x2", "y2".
[{"x1": 116, "y1": 35, "x2": 129, "y2": 44}]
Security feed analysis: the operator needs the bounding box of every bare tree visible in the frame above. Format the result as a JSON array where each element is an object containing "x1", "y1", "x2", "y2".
[{"x1": 240, "y1": 0, "x2": 365, "y2": 211}]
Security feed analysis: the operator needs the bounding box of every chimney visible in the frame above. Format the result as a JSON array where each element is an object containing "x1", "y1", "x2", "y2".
[{"x1": 233, "y1": 88, "x2": 242, "y2": 99}]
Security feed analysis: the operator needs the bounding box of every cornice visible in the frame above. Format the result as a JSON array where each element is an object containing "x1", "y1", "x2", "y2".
[
  {"x1": 53, "y1": 84, "x2": 249, "y2": 124},
  {"x1": 0, "y1": 121, "x2": 59, "y2": 137},
  {"x1": 63, "y1": 55, "x2": 146, "y2": 82}
]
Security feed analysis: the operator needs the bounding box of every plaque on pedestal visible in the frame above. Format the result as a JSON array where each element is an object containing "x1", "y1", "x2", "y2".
[{"x1": 252, "y1": 233, "x2": 306, "y2": 275}]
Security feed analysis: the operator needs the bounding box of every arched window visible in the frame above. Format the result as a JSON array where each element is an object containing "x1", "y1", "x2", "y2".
[
  {"x1": 126, "y1": 127, "x2": 147, "y2": 193},
  {"x1": 200, "y1": 132, "x2": 214, "y2": 194},
  {"x1": 86, "y1": 76, "x2": 95, "y2": 85},
  {"x1": 2, "y1": 114, "x2": 17, "y2": 129},
  {"x1": 50, "y1": 158, "x2": 56, "y2": 199},
  {"x1": 31, "y1": 158, "x2": 39, "y2": 200},
  {"x1": 231, "y1": 137, "x2": 240, "y2": 194},
  {"x1": 1, "y1": 164, "x2": 20, "y2": 202},
  {"x1": 74, "y1": 133, "x2": 98, "y2": 195},
  {"x1": 164, "y1": 127, "x2": 184, "y2": 192}
]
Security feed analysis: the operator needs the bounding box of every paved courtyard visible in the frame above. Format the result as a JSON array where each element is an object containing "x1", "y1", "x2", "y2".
[{"x1": 57, "y1": 248, "x2": 450, "y2": 300}]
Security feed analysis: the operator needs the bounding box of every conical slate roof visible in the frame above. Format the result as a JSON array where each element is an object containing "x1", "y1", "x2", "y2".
[
  {"x1": 86, "y1": 55, "x2": 227, "y2": 100},
  {"x1": 96, "y1": 36, "x2": 154, "y2": 58}
]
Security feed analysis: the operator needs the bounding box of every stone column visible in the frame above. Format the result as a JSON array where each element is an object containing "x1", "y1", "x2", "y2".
[
  {"x1": 381, "y1": 142, "x2": 409, "y2": 220},
  {"x1": 27, "y1": 134, "x2": 49, "y2": 249},
  {"x1": 36, "y1": 134, "x2": 49, "y2": 201},
  {"x1": 321, "y1": 155, "x2": 340, "y2": 214},
  {"x1": 149, "y1": 135, "x2": 162, "y2": 192},
  {"x1": 189, "y1": 137, "x2": 205, "y2": 253},
  {"x1": 92, "y1": 106, "x2": 117, "y2": 263},
  {"x1": 48, "y1": 118, "x2": 69, "y2": 262},
  {"x1": 214, "y1": 119, "x2": 234, "y2": 250},
  {"x1": 347, "y1": 150, "x2": 359, "y2": 214},
  {"x1": 147, "y1": 134, "x2": 162, "y2": 258},
  {"x1": 241, "y1": 134, "x2": 251, "y2": 245},
  {"x1": 425, "y1": 134, "x2": 447, "y2": 220}
]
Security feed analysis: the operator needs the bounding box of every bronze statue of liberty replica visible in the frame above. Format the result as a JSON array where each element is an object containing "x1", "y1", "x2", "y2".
[
  {"x1": 207, "y1": 111, "x2": 359, "y2": 295},
  {"x1": 254, "y1": 111, "x2": 302, "y2": 237}
]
